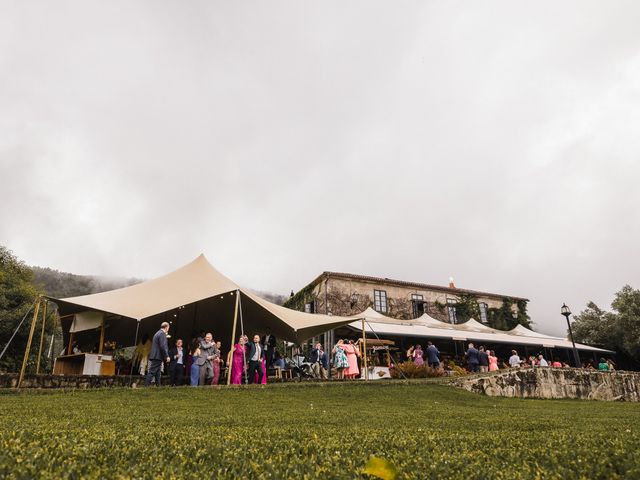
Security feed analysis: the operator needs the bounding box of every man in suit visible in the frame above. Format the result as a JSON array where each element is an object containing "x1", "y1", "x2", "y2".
[
  {"x1": 246, "y1": 334, "x2": 264, "y2": 384},
  {"x1": 309, "y1": 342, "x2": 328, "y2": 379},
  {"x1": 262, "y1": 330, "x2": 277, "y2": 368},
  {"x1": 426, "y1": 341, "x2": 440, "y2": 369},
  {"x1": 144, "y1": 322, "x2": 170, "y2": 387},
  {"x1": 465, "y1": 342, "x2": 480, "y2": 373},
  {"x1": 168, "y1": 338, "x2": 185, "y2": 386},
  {"x1": 195, "y1": 333, "x2": 217, "y2": 386}
]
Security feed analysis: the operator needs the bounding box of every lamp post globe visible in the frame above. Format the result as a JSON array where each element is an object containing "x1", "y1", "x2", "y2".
[{"x1": 561, "y1": 303, "x2": 581, "y2": 368}]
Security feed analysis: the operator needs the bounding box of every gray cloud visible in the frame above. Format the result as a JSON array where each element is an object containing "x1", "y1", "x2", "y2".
[{"x1": 2, "y1": 1, "x2": 639, "y2": 335}]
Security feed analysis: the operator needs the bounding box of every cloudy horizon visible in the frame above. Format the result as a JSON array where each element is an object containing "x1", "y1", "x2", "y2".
[{"x1": 2, "y1": 1, "x2": 640, "y2": 335}]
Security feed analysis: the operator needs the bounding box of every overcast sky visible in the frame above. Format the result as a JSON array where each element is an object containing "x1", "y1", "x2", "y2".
[{"x1": 2, "y1": 1, "x2": 639, "y2": 335}]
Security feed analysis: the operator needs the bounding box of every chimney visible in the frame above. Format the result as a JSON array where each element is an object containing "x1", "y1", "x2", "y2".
[{"x1": 449, "y1": 277, "x2": 456, "y2": 289}]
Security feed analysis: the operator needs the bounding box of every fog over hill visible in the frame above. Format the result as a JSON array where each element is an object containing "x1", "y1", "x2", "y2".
[{"x1": 31, "y1": 265, "x2": 287, "y2": 306}]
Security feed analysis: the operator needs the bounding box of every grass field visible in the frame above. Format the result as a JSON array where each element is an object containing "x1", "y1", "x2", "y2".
[{"x1": 0, "y1": 382, "x2": 639, "y2": 479}]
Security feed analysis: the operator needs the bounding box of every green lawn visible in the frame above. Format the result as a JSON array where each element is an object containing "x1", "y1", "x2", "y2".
[{"x1": 0, "y1": 382, "x2": 638, "y2": 479}]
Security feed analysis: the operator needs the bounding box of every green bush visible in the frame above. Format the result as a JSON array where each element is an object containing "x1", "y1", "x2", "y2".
[{"x1": 390, "y1": 362, "x2": 447, "y2": 379}]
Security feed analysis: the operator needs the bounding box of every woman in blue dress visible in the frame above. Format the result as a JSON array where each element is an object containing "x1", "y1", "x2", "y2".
[
  {"x1": 332, "y1": 339, "x2": 349, "y2": 380},
  {"x1": 189, "y1": 339, "x2": 201, "y2": 387}
]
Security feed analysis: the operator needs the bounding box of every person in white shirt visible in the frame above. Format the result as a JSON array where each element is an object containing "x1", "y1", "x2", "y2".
[
  {"x1": 538, "y1": 354, "x2": 549, "y2": 367},
  {"x1": 508, "y1": 350, "x2": 522, "y2": 368}
]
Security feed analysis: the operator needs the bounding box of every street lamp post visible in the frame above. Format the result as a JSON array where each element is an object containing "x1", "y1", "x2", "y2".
[{"x1": 561, "y1": 303, "x2": 581, "y2": 368}]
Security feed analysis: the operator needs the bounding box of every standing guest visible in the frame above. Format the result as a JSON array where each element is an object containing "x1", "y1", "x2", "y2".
[
  {"x1": 230, "y1": 336, "x2": 247, "y2": 385},
  {"x1": 246, "y1": 334, "x2": 264, "y2": 384},
  {"x1": 598, "y1": 358, "x2": 610, "y2": 371},
  {"x1": 538, "y1": 354, "x2": 549, "y2": 367},
  {"x1": 478, "y1": 346, "x2": 489, "y2": 373},
  {"x1": 413, "y1": 344, "x2": 425, "y2": 366},
  {"x1": 488, "y1": 350, "x2": 499, "y2": 371},
  {"x1": 333, "y1": 339, "x2": 349, "y2": 380},
  {"x1": 196, "y1": 333, "x2": 217, "y2": 386},
  {"x1": 465, "y1": 343, "x2": 480, "y2": 373},
  {"x1": 189, "y1": 340, "x2": 201, "y2": 387},
  {"x1": 426, "y1": 341, "x2": 440, "y2": 369},
  {"x1": 254, "y1": 350, "x2": 268, "y2": 385},
  {"x1": 211, "y1": 341, "x2": 223, "y2": 385},
  {"x1": 262, "y1": 329, "x2": 277, "y2": 368},
  {"x1": 406, "y1": 345, "x2": 415, "y2": 362},
  {"x1": 144, "y1": 322, "x2": 170, "y2": 387},
  {"x1": 132, "y1": 334, "x2": 151, "y2": 376},
  {"x1": 168, "y1": 338, "x2": 185, "y2": 386},
  {"x1": 342, "y1": 340, "x2": 361, "y2": 379},
  {"x1": 310, "y1": 342, "x2": 328, "y2": 379},
  {"x1": 508, "y1": 350, "x2": 522, "y2": 368}
]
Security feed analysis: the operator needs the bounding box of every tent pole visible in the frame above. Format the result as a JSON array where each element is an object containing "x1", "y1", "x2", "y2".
[
  {"x1": 18, "y1": 297, "x2": 42, "y2": 388},
  {"x1": 98, "y1": 315, "x2": 105, "y2": 354},
  {"x1": 129, "y1": 320, "x2": 141, "y2": 385},
  {"x1": 35, "y1": 300, "x2": 48, "y2": 374},
  {"x1": 227, "y1": 291, "x2": 240, "y2": 385},
  {"x1": 238, "y1": 292, "x2": 248, "y2": 385},
  {"x1": 361, "y1": 318, "x2": 368, "y2": 381}
]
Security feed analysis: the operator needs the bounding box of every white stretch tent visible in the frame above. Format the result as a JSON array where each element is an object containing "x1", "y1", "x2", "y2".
[
  {"x1": 347, "y1": 308, "x2": 612, "y2": 353},
  {"x1": 51, "y1": 255, "x2": 357, "y2": 345}
]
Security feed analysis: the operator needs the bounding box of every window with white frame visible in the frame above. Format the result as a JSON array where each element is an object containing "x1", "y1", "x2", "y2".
[{"x1": 478, "y1": 302, "x2": 488, "y2": 323}]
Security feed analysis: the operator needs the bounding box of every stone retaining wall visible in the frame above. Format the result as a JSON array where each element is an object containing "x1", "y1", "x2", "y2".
[
  {"x1": 456, "y1": 367, "x2": 640, "y2": 401},
  {"x1": 0, "y1": 373, "x2": 135, "y2": 389}
]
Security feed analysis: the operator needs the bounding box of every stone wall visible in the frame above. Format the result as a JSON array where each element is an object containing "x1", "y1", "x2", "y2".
[
  {"x1": 312, "y1": 277, "x2": 514, "y2": 321},
  {"x1": 0, "y1": 373, "x2": 136, "y2": 389},
  {"x1": 456, "y1": 368, "x2": 640, "y2": 401}
]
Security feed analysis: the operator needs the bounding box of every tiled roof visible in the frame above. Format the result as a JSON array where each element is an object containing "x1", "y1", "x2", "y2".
[{"x1": 310, "y1": 271, "x2": 528, "y2": 302}]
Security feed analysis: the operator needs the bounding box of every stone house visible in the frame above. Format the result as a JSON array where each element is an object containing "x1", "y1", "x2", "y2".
[{"x1": 284, "y1": 272, "x2": 530, "y2": 330}]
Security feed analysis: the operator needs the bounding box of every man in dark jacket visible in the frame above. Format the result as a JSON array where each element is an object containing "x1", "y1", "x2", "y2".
[
  {"x1": 262, "y1": 330, "x2": 277, "y2": 368},
  {"x1": 426, "y1": 341, "x2": 440, "y2": 368},
  {"x1": 246, "y1": 334, "x2": 264, "y2": 384},
  {"x1": 168, "y1": 338, "x2": 185, "y2": 386},
  {"x1": 465, "y1": 343, "x2": 480, "y2": 373},
  {"x1": 309, "y1": 342, "x2": 328, "y2": 379},
  {"x1": 478, "y1": 346, "x2": 490, "y2": 373},
  {"x1": 144, "y1": 322, "x2": 170, "y2": 387}
]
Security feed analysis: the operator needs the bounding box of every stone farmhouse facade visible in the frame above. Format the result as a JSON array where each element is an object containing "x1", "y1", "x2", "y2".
[{"x1": 284, "y1": 272, "x2": 530, "y2": 330}]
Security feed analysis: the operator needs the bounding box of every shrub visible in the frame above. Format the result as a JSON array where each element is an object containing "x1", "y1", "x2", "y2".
[{"x1": 389, "y1": 362, "x2": 446, "y2": 379}]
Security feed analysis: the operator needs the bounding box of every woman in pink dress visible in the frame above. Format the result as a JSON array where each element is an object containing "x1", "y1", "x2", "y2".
[
  {"x1": 413, "y1": 345, "x2": 424, "y2": 366},
  {"x1": 231, "y1": 336, "x2": 246, "y2": 385},
  {"x1": 342, "y1": 340, "x2": 360, "y2": 379},
  {"x1": 488, "y1": 350, "x2": 499, "y2": 371}
]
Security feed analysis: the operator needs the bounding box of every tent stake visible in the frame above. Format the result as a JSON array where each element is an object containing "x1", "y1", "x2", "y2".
[
  {"x1": 227, "y1": 291, "x2": 240, "y2": 385},
  {"x1": 35, "y1": 300, "x2": 48, "y2": 374},
  {"x1": 18, "y1": 297, "x2": 42, "y2": 388}
]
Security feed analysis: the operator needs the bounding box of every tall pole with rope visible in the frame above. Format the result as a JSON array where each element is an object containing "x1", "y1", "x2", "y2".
[
  {"x1": 18, "y1": 296, "x2": 42, "y2": 388},
  {"x1": 35, "y1": 300, "x2": 48, "y2": 374},
  {"x1": 226, "y1": 291, "x2": 240, "y2": 385}
]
